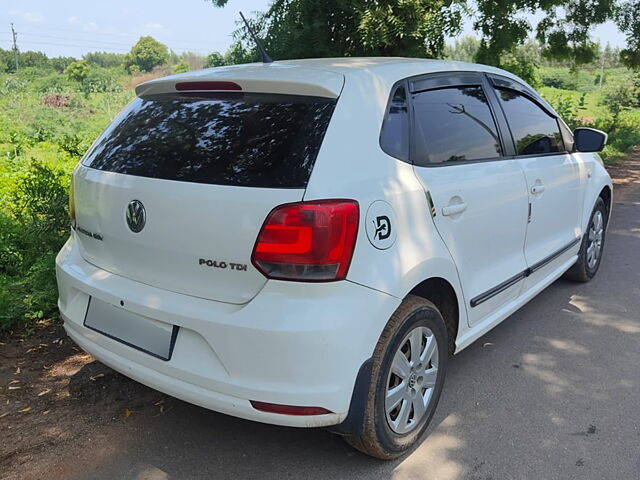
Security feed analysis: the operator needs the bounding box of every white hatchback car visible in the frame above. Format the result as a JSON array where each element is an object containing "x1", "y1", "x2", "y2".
[{"x1": 56, "y1": 58, "x2": 612, "y2": 459}]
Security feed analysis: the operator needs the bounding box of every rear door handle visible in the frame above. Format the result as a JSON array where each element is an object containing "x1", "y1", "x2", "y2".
[
  {"x1": 442, "y1": 203, "x2": 467, "y2": 216},
  {"x1": 531, "y1": 184, "x2": 545, "y2": 195}
]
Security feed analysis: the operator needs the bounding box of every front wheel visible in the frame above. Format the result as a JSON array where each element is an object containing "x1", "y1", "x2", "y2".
[
  {"x1": 565, "y1": 197, "x2": 608, "y2": 282},
  {"x1": 344, "y1": 295, "x2": 448, "y2": 459}
]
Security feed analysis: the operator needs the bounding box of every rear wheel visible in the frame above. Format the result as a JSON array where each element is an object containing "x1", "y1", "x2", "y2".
[
  {"x1": 344, "y1": 295, "x2": 448, "y2": 459},
  {"x1": 565, "y1": 197, "x2": 608, "y2": 282}
]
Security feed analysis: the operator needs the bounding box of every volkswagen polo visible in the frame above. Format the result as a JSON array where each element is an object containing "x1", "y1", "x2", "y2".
[{"x1": 56, "y1": 58, "x2": 612, "y2": 459}]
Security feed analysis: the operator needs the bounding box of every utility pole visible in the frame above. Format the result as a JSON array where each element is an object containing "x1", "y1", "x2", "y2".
[{"x1": 11, "y1": 23, "x2": 19, "y2": 72}]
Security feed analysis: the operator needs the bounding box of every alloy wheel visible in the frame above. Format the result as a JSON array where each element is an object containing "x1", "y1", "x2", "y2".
[
  {"x1": 586, "y1": 210, "x2": 604, "y2": 270},
  {"x1": 385, "y1": 326, "x2": 439, "y2": 434}
]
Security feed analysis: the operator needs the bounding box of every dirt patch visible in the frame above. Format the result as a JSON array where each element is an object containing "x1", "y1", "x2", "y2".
[
  {"x1": 41, "y1": 94, "x2": 75, "y2": 109},
  {"x1": 606, "y1": 147, "x2": 640, "y2": 199},
  {"x1": 0, "y1": 324, "x2": 173, "y2": 480}
]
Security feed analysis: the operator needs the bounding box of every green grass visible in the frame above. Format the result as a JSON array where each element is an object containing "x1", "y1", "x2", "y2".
[{"x1": 0, "y1": 67, "x2": 133, "y2": 336}]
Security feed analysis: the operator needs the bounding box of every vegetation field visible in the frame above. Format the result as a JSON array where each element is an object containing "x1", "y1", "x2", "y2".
[{"x1": 0, "y1": 38, "x2": 639, "y2": 336}]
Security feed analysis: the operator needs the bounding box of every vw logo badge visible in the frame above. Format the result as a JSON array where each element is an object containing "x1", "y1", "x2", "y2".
[{"x1": 126, "y1": 200, "x2": 146, "y2": 233}]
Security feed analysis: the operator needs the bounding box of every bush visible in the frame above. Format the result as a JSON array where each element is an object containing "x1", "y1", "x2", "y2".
[
  {"x1": 65, "y1": 60, "x2": 90, "y2": 84},
  {"x1": 31, "y1": 72, "x2": 76, "y2": 94},
  {"x1": 551, "y1": 93, "x2": 587, "y2": 130},
  {"x1": 56, "y1": 131, "x2": 94, "y2": 158},
  {"x1": 600, "y1": 82, "x2": 640, "y2": 131},
  {"x1": 541, "y1": 69, "x2": 578, "y2": 90},
  {"x1": 0, "y1": 161, "x2": 70, "y2": 334},
  {"x1": 83, "y1": 68, "x2": 123, "y2": 94},
  {"x1": 173, "y1": 60, "x2": 190, "y2": 74}
]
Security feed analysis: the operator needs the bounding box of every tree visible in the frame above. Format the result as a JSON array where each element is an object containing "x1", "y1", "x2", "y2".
[
  {"x1": 212, "y1": 0, "x2": 639, "y2": 73},
  {"x1": 124, "y1": 36, "x2": 169, "y2": 73},
  {"x1": 204, "y1": 52, "x2": 226, "y2": 68},
  {"x1": 444, "y1": 36, "x2": 481, "y2": 62},
  {"x1": 173, "y1": 60, "x2": 190, "y2": 73},
  {"x1": 83, "y1": 51, "x2": 126, "y2": 68},
  {"x1": 19, "y1": 51, "x2": 49, "y2": 69},
  {"x1": 0, "y1": 48, "x2": 13, "y2": 73},
  {"x1": 50, "y1": 56, "x2": 76, "y2": 73},
  {"x1": 616, "y1": 0, "x2": 640, "y2": 69},
  {"x1": 213, "y1": 0, "x2": 466, "y2": 60},
  {"x1": 65, "y1": 60, "x2": 90, "y2": 84}
]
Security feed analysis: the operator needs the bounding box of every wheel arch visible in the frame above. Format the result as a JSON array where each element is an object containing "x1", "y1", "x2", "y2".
[
  {"x1": 407, "y1": 276, "x2": 462, "y2": 355},
  {"x1": 599, "y1": 184, "x2": 612, "y2": 218}
]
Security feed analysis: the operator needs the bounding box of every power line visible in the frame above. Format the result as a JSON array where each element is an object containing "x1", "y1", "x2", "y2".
[
  {"x1": 18, "y1": 40, "x2": 130, "y2": 53},
  {"x1": 19, "y1": 25, "x2": 228, "y2": 49},
  {"x1": 24, "y1": 23, "x2": 229, "y2": 45},
  {"x1": 18, "y1": 30, "x2": 221, "y2": 54},
  {"x1": 7, "y1": 23, "x2": 223, "y2": 57},
  {"x1": 19, "y1": 32, "x2": 134, "y2": 48}
]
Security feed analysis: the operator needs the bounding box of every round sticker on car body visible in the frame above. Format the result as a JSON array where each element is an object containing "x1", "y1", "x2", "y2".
[{"x1": 365, "y1": 201, "x2": 397, "y2": 250}]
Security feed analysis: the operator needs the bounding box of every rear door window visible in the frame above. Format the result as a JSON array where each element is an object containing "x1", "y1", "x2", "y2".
[
  {"x1": 494, "y1": 88, "x2": 565, "y2": 155},
  {"x1": 412, "y1": 86, "x2": 503, "y2": 165},
  {"x1": 82, "y1": 92, "x2": 336, "y2": 188}
]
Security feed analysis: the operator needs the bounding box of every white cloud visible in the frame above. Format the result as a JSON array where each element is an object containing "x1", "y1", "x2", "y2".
[
  {"x1": 9, "y1": 10, "x2": 46, "y2": 24},
  {"x1": 67, "y1": 16, "x2": 79, "y2": 25}
]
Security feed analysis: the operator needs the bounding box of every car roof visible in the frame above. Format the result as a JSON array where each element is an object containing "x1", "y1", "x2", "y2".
[
  {"x1": 136, "y1": 57, "x2": 530, "y2": 99},
  {"x1": 276, "y1": 57, "x2": 501, "y2": 76}
]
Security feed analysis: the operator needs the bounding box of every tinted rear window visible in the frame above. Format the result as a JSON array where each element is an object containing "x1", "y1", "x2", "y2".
[{"x1": 82, "y1": 92, "x2": 336, "y2": 188}]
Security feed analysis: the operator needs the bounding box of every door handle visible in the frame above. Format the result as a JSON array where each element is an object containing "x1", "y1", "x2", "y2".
[
  {"x1": 531, "y1": 184, "x2": 545, "y2": 195},
  {"x1": 442, "y1": 203, "x2": 467, "y2": 216}
]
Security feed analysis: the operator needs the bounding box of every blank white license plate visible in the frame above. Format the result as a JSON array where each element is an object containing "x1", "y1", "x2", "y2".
[{"x1": 84, "y1": 297, "x2": 178, "y2": 360}]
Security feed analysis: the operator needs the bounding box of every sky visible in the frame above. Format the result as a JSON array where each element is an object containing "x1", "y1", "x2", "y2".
[{"x1": 2, "y1": 1, "x2": 629, "y2": 59}]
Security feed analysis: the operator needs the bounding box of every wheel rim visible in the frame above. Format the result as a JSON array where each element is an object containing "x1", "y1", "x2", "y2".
[
  {"x1": 586, "y1": 210, "x2": 604, "y2": 270},
  {"x1": 385, "y1": 326, "x2": 439, "y2": 435}
]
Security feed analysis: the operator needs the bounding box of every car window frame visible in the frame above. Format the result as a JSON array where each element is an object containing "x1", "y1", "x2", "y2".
[
  {"x1": 380, "y1": 71, "x2": 576, "y2": 169},
  {"x1": 407, "y1": 72, "x2": 514, "y2": 167},
  {"x1": 486, "y1": 74, "x2": 572, "y2": 158},
  {"x1": 379, "y1": 79, "x2": 411, "y2": 163}
]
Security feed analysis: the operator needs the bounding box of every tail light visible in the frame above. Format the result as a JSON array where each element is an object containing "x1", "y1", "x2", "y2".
[
  {"x1": 251, "y1": 200, "x2": 359, "y2": 282},
  {"x1": 250, "y1": 400, "x2": 332, "y2": 416},
  {"x1": 69, "y1": 175, "x2": 76, "y2": 228}
]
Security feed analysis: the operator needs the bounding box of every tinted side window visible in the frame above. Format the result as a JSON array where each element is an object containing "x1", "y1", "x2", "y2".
[
  {"x1": 495, "y1": 88, "x2": 564, "y2": 156},
  {"x1": 380, "y1": 84, "x2": 409, "y2": 161},
  {"x1": 412, "y1": 86, "x2": 502, "y2": 165}
]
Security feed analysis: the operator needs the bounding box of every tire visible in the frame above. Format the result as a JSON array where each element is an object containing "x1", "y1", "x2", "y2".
[
  {"x1": 565, "y1": 197, "x2": 608, "y2": 282},
  {"x1": 344, "y1": 295, "x2": 448, "y2": 459}
]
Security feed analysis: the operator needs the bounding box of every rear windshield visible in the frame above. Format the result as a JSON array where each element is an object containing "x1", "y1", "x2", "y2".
[{"x1": 82, "y1": 92, "x2": 336, "y2": 188}]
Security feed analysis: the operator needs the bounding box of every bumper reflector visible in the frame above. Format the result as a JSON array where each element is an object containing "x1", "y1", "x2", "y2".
[{"x1": 250, "y1": 401, "x2": 332, "y2": 416}]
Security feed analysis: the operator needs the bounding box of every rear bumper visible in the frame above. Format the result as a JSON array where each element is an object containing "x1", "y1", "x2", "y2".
[{"x1": 56, "y1": 234, "x2": 399, "y2": 427}]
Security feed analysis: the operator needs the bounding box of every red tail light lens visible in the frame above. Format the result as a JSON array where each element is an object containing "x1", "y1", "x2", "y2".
[
  {"x1": 250, "y1": 400, "x2": 332, "y2": 416},
  {"x1": 251, "y1": 200, "x2": 359, "y2": 282}
]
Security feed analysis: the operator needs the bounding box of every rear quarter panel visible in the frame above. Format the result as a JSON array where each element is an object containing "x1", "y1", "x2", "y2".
[{"x1": 304, "y1": 71, "x2": 469, "y2": 342}]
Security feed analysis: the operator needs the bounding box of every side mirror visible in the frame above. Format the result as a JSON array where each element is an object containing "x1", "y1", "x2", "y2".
[{"x1": 574, "y1": 127, "x2": 607, "y2": 153}]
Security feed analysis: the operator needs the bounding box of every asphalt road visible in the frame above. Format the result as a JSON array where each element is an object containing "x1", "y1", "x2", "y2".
[{"x1": 58, "y1": 170, "x2": 640, "y2": 480}]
